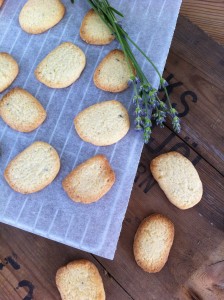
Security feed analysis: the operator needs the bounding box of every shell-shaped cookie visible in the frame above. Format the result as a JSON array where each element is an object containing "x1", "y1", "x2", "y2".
[
  {"x1": 94, "y1": 49, "x2": 135, "y2": 93},
  {"x1": 80, "y1": 9, "x2": 115, "y2": 45},
  {"x1": 150, "y1": 151, "x2": 203, "y2": 209},
  {"x1": 62, "y1": 155, "x2": 115, "y2": 204},
  {"x1": 56, "y1": 260, "x2": 105, "y2": 300},
  {"x1": 19, "y1": 0, "x2": 65, "y2": 34},
  {"x1": 133, "y1": 214, "x2": 175, "y2": 273},
  {"x1": 4, "y1": 141, "x2": 60, "y2": 194},
  {"x1": 35, "y1": 42, "x2": 86, "y2": 89},
  {"x1": 0, "y1": 0, "x2": 4, "y2": 8},
  {"x1": 74, "y1": 100, "x2": 130, "y2": 146},
  {"x1": 0, "y1": 53, "x2": 19, "y2": 93},
  {"x1": 0, "y1": 88, "x2": 46, "y2": 132}
]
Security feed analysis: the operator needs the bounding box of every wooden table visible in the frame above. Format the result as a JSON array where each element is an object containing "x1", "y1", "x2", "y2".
[{"x1": 1, "y1": 11, "x2": 224, "y2": 300}]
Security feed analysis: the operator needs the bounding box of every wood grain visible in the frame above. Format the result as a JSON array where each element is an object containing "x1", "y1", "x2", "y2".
[
  {"x1": 164, "y1": 16, "x2": 224, "y2": 175},
  {"x1": 181, "y1": 0, "x2": 224, "y2": 46},
  {"x1": 95, "y1": 126, "x2": 224, "y2": 300},
  {"x1": 0, "y1": 14, "x2": 224, "y2": 300},
  {"x1": 0, "y1": 224, "x2": 131, "y2": 300}
]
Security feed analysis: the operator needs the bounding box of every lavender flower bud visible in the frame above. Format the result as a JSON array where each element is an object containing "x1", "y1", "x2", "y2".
[
  {"x1": 160, "y1": 78, "x2": 169, "y2": 88},
  {"x1": 172, "y1": 116, "x2": 181, "y2": 133},
  {"x1": 135, "y1": 124, "x2": 142, "y2": 131},
  {"x1": 135, "y1": 107, "x2": 141, "y2": 115},
  {"x1": 169, "y1": 107, "x2": 177, "y2": 117},
  {"x1": 159, "y1": 101, "x2": 167, "y2": 110}
]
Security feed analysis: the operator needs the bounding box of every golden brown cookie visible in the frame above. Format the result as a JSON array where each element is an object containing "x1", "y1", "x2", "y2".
[
  {"x1": 94, "y1": 49, "x2": 135, "y2": 93},
  {"x1": 0, "y1": 53, "x2": 19, "y2": 93},
  {"x1": 74, "y1": 100, "x2": 130, "y2": 146},
  {"x1": 19, "y1": 0, "x2": 65, "y2": 34},
  {"x1": 133, "y1": 214, "x2": 175, "y2": 273},
  {"x1": 0, "y1": 87, "x2": 46, "y2": 132},
  {"x1": 56, "y1": 260, "x2": 105, "y2": 300},
  {"x1": 150, "y1": 152, "x2": 203, "y2": 209},
  {"x1": 80, "y1": 9, "x2": 115, "y2": 45},
  {"x1": 35, "y1": 42, "x2": 86, "y2": 89},
  {"x1": 4, "y1": 141, "x2": 60, "y2": 194},
  {"x1": 62, "y1": 154, "x2": 115, "y2": 204}
]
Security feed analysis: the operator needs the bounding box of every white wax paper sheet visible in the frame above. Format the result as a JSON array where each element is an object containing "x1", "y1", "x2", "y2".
[{"x1": 0, "y1": 0, "x2": 182, "y2": 259}]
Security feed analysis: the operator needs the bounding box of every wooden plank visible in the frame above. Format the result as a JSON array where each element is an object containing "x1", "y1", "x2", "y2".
[
  {"x1": 181, "y1": 0, "x2": 224, "y2": 45},
  {"x1": 163, "y1": 16, "x2": 224, "y2": 175},
  {"x1": 0, "y1": 224, "x2": 132, "y2": 300},
  {"x1": 95, "y1": 125, "x2": 224, "y2": 300},
  {"x1": 171, "y1": 16, "x2": 224, "y2": 93}
]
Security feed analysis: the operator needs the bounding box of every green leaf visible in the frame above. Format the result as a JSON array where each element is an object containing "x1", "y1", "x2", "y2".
[{"x1": 108, "y1": 6, "x2": 124, "y2": 17}]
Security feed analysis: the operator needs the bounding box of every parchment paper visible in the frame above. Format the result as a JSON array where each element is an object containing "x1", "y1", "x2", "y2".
[{"x1": 0, "y1": 0, "x2": 182, "y2": 259}]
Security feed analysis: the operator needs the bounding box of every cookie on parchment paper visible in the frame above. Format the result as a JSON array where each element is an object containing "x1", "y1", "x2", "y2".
[
  {"x1": 94, "y1": 49, "x2": 135, "y2": 93},
  {"x1": 62, "y1": 154, "x2": 115, "y2": 204},
  {"x1": 80, "y1": 9, "x2": 115, "y2": 45},
  {"x1": 0, "y1": 87, "x2": 46, "y2": 132},
  {"x1": 150, "y1": 151, "x2": 203, "y2": 209},
  {"x1": 35, "y1": 42, "x2": 86, "y2": 89},
  {"x1": 74, "y1": 100, "x2": 130, "y2": 146},
  {"x1": 0, "y1": 53, "x2": 19, "y2": 93},
  {"x1": 0, "y1": 0, "x2": 4, "y2": 8},
  {"x1": 4, "y1": 141, "x2": 60, "y2": 194},
  {"x1": 19, "y1": 0, "x2": 65, "y2": 34},
  {"x1": 56, "y1": 260, "x2": 105, "y2": 300},
  {"x1": 133, "y1": 214, "x2": 175, "y2": 273}
]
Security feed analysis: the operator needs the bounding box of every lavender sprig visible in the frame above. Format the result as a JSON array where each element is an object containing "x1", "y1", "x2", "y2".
[{"x1": 72, "y1": 0, "x2": 181, "y2": 142}]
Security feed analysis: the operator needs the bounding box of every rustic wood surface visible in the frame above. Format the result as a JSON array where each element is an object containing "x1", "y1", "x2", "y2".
[
  {"x1": 181, "y1": 0, "x2": 224, "y2": 46},
  {"x1": 0, "y1": 13, "x2": 224, "y2": 300}
]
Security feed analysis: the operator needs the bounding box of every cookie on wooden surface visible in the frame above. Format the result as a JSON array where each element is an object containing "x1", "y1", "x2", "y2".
[
  {"x1": 4, "y1": 141, "x2": 60, "y2": 194},
  {"x1": 0, "y1": 53, "x2": 19, "y2": 93},
  {"x1": 133, "y1": 214, "x2": 175, "y2": 273},
  {"x1": 35, "y1": 42, "x2": 86, "y2": 88},
  {"x1": 74, "y1": 100, "x2": 130, "y2": 146},
  {"x1": 150, "y1": 151, "x2": 203, "y2": 209},
  {"x1": 0, "y1": 87, "x2": 46, "y2": 132},
  {"x1": 56, "y1": 260, "x2": 105, "y2": 300},
  {"x1": 94, "y1": 49, "x2": 135, "y2": 93},
  {"x1": 80, "y1": 9, "x2": 115, "y2": 45},
  {"x1": 0, "y1": 0, "x2": 4, "y2": 8},
  {"x1": 62, "y1": 154, "x2": 115, "y2": 204},
  {"x1": 19, "y1": 0, "x2": 65, "y2": 34}
]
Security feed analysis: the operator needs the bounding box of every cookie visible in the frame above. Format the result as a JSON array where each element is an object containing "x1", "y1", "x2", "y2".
[
  {"x1": 0, "y1": 0, "x2": 4, "y2": 8},
  {"x1": 150, "y1": 151, "x2": 203, "y2": 209},
  {"x1": 56, "y1": 260, "x2": 105, "y2": 300},
  {"x1": 94, "y1": 49, "x2": 135, "y2": 93},
  {"x1": 74, "y1": 100, "x2": 130, "y2": 146},
  {"x1": 62, "y1": 154, "x2": 115, "y2": 204},
  {"x1": 80, "y1": 9, "x2": 115, "y2": 45},
  {"x1": 35, "y1": 42, "x2": 86, "y2": 88},
  {"x1": 0, "y1": 87, "x2": 46, "y2": 132},
  {"x1": 19, "y1": 0, "x2": 65, "y2": 34},
  {"x1": 0, "y1": 53, "x2": 19, "y2": 93},
  {"x1": 133, "y1": 214, "x2": 175, "y2": 273},
  {"x1": 4, "y1": 141, "x2": 60, "y2": 194}
]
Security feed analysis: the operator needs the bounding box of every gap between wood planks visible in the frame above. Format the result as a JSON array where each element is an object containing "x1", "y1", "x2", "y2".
[
  {"x1": 181, "y1": 0, "x2": 224, "y2": 46},
  {"x1": 92, "y1": 255, "x2": 135, "y2": 300}
]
